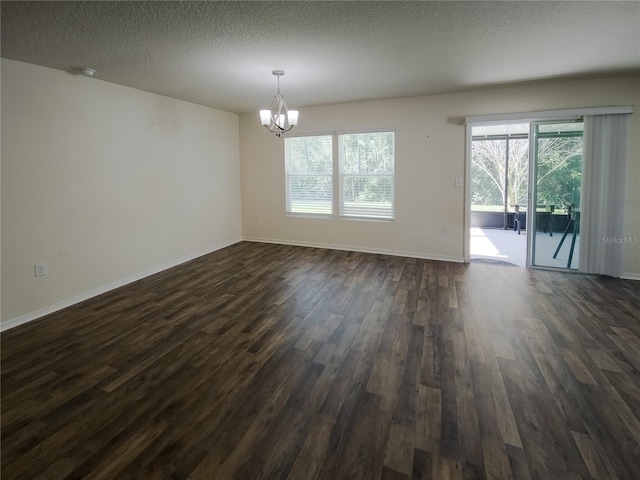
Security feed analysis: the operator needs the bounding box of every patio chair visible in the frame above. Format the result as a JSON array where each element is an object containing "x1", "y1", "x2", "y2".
[{"x1": 513, "y1": 205, "x2": 523, "y2": 235}]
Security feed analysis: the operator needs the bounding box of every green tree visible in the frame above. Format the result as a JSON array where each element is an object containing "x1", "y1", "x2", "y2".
[
  {"x1": 536, "y1": 136, "x2": 583, "y2": 209},
  {"x1": 471, "y1": 138, "x2": 528, "y2": 210},
  {"x1": 286, "y1": 135, "x2": 332, "y2": 199},
  {"x1": 340, "y1": 132, "x2": 394, "y2": 203},
  {"x1": 471, "y1": 135, "x2": 582, "y2": 211}
]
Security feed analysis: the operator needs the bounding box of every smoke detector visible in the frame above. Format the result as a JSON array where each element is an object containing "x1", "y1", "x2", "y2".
[{"x1": 75, "y1": 67, "x2": 96, "y2": 77}]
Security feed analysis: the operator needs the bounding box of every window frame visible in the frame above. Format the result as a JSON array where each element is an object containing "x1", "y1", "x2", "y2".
[
  {"x1": 284, "y1": 133, "x2": 334, "y2": 218},
  {"x1": 337, "y1": 130, "x2": 395, "y2": 221},
  {"x1": 284, "y1": 129, "x2": 396, "y2": 221}
]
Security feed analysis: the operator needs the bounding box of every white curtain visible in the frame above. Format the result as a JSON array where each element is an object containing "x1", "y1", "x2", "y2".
[{"x1": 579, "y1": 114, "x2": 629, "y2": 277}]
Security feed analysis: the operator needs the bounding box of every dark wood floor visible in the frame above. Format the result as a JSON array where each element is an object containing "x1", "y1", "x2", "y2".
[{"x1": 2, "y1": 242, "x2": 640, "y2": 480}]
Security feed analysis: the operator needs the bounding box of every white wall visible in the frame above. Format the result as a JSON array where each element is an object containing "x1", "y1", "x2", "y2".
[
  {"x1": 1, "y1": 59, "x2": 242, "y2": 326},
  {"x1": 240, "y1": 75, "x2": 640, "y2": 275}
]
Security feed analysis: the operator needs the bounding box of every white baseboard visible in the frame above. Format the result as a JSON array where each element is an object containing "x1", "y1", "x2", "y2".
[
  {"x1": 243, "y1": 236, "x2": 465, "y2": 264},
  {"x1": 1, "y1": 238, "x2": 242, "y2": 332},
  {"x1": 621, "y1": 272, "x2": 640, "y2": 281}
]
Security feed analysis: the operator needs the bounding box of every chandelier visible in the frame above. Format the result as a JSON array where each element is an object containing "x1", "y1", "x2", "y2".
[{"x1": 259, "y1": 70, "x2": 298, "y2": 137}]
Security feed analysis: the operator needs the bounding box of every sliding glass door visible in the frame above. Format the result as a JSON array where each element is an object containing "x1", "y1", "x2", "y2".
[
  {"x1": 529, "y1": 120, "x2": 584, "y2": 269},
  {"x1": 470, "y1": 123, "x2": 529, "y2": 228}
]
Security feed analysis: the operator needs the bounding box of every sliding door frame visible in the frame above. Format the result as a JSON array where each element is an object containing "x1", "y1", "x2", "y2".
[
  {"x1": 528, "y1": 119, "x2": 585, "y2": 270},
  {"x1": 463, "y1": 106, "x2": 632, "y2": 264}
]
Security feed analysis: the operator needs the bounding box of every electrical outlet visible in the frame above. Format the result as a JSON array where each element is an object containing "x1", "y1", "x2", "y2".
[
  {"x1": 442, "y1": 225, "x2": 449, "y2": 235},
  {"x1": 34, "y1": 262, "x2": 47, "y2": 277}
]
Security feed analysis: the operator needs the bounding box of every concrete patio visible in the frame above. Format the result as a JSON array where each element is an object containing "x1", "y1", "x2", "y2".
[{"x1": 470, "y1": 227, "x2": 580, "y2": 269}]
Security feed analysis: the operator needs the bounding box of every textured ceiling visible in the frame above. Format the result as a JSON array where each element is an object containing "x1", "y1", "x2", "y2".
[{"x1": 2, "y1": 1, "x2": 639, "y2": 114}]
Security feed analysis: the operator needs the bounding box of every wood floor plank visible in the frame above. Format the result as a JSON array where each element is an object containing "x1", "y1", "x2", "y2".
[
  {"x1": 451, "y1": 326, "x2": 484, "y2": 479},
  {"x1": 482, "y1": 437, "x2": 514, "y2": 480},
  {"x1": 411, "y1": 448, "x2": 432, "y2": 480},
  {"x1": 384, "y1": 421, "x2": 415, "y2": 476},
  {"x1": 505, "y1": 444, "x2": 533, "y2": 480},
  {"x1": 286, "y1": 417, "x2": 334, "y2": 480},
  {"x1": 431, "y1": 455, "x2": 463, "y2": 480},
  {"x1": 2, "y1": 241, "x2": 639, "y2": 479},
  {"x1": 571, "y1": 430, "x2": 610, "y2": 480},
  {"x1": 414, "y1": 385, "x2": 441, "y2": 454}
]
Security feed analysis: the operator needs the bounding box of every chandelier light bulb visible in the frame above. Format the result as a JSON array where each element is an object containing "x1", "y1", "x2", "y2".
[
  {"x1": 259, "y1": 110, "x2": 271, "y2": 126},
  {"x1": 288, "y1": 110, "x2": 299, "y2": 126}
]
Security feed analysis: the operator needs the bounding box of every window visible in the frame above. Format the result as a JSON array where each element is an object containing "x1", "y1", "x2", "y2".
[
  {"x1": 284, "y1": 131, "x2": 395, "y2": 220},
  {"x1": 284, "y1": 135, "x2": 333, "y2": 215},
  {"x1": 339, "y1": 132, "x2": 394, "y2": 219}
]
